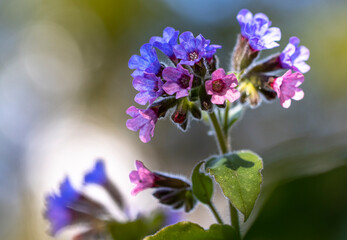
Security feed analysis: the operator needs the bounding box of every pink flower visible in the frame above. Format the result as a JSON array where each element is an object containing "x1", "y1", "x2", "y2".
[
  {"x1": 126, "y1": 106, "x2": 158, "y2": 143},
  {"x1": 129, "y1": 160, "x2": 158, "y2": 195},
  {"x1": 271, "y1": 70, "x2": 304, "y2": 108},
  {"x1": 205, "y1": 69, "x2": 240, "y2": 104}
]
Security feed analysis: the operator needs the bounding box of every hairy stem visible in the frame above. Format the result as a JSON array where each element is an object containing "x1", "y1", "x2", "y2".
[
  {"x1": 207, "y1": 201, "x2": 224, "y2": 225},
  {"x1": 209, "y1": 111, "x2": 229, "y2": 154}
]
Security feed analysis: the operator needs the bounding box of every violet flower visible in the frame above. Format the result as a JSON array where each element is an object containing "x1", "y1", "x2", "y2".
[
  {"x1": 162, "y1": 65, "x2": 193, "y2": 99},
  {"x1": 84, "y1": 160, "x2": 107, "y2": 186},
  {"x1": 271, "y1": 70, "x2": 304, "y2": 108},
  {"x1": 280, "y1": 36, "x2": 310, "y2": 74},
  {"x1": 237, "y1": 9, "x2": 281, "y2": 51},
  {"x1": 133, "y1": 73, "x2": 164, "y2": 105},
  {"x1": 129, "y1": 160, "x2": 159, "y2": 195},
  {"x1": 128, "y1": 43, "x2": 161, "y2": 77},
  {"x1": 173, "y1": 32, "x2": 221, "y2": 65},
  {"x1": 44, "y1": 177, "x2": 80, "y2": 235},
  {"x1": 205, "y1": 69, "x2": 240, "y2": 104},
  {"x1": 126, "y1": 106, "x2": 158, "y2": 143},
  {"x1": 150, "y1": 27, "x2": 179, "y2": 60}
]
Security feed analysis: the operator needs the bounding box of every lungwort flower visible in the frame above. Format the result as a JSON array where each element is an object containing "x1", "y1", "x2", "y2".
[
  {"x1": 128, "y1": 43, "x2": 161, "y2": 77},
  {"x1": 150, "y1": 27, "x2": 179, "y2": 60},
  {"x1": 84, "y1": 160, "x2": 108, "y2": 186},
  {"x1": 129, "y1": 160, "x2": 159, "y2": 195},
  {"x1": 162, "y1": 65, "x2": 194, "y2": 98},
  {"x1": 45, "y1": 178, "x2": 84, "y2": 235},
  {"x1": 280, "y1": 36, "x2": 310, "y2": 74},
  {"x1": 237, "y1": 9, "x2": 281, "y2": 51},
  {"x1": 205, "y1": 69, "x2": 240, "y2": 105},
  {"x1": 133, "y1": 73, "x2": 164, "y2": 105},
  {"x1": 126, "y1": 106, "x2": 158, "y2": 143},
  {"x1": 271, "y1": 70, "x2": 304, "y2": 108},
  {"x1": 173, "y1": 32, "x2": 221, "y2": 65}
]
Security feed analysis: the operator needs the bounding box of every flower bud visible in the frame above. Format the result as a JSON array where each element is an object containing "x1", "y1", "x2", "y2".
[
  {"x1": 150, "y1": 97, "x2": 178, "y2": 119},
  {"x1": 152, "y1": 188, "x2": 196, "y2": 212},
  {"x1": 199, "y1": 84, "x2": 213, "y2": 111},
  {"x1": 238, "y1": 81, "x2": 261, "y2": 107}
]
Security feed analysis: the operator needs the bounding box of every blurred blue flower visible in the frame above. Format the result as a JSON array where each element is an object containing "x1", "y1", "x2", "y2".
[
  {"x1": 84, "y1": 159, "x2": 108, "y2": 186},
  {"x1": 44, "y1": 177, "x2": 80, "y2": 235}
]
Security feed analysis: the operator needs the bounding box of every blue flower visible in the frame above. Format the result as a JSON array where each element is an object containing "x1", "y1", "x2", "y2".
[
  {"x1": 84, "y1": 160, "x2": 108, "y2": 186},
  {"x1": 150, "y1": 27, "x2": 179, "y2": 60},
  {"x1": 44, "y1": 177, "x2": 79, "y2": 235},
  {"x1": 237, "y1": 9, "x2": 281, "y2": 51},
  {"x1": 128, "y1": 43, "x2": 161, "y2": 77},
  {"x1": 132, "y1": 72, "x2": 164, "y2": 105},
  {"x1": 280, "y1": 37, "x2": 310, "y2": 74},
  {"x1": 173, "y1": 32, "x2": 221, "y2": 66}
]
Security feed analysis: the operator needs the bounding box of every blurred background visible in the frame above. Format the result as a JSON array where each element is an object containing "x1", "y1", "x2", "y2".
[{"x1": 0, "y1": 0, "x2": 346, "y2": 239}]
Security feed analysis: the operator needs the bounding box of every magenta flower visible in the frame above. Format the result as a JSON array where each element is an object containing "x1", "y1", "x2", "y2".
[
  {"x1": 237, "y1": 9, "x2": 281, "y2": 51},
  {"x1": 133, "y1": 73, "x2": 164, "y2": 105},
  {"x1": 162, "y1": 65, "x2": 193, "y2": 99},
  {"x1": 205, "y1": 69, "x2": 240, "y2": 104},
  {"x1": 280, "y1": 37, "x2": 310, "y2": 74},
  {"x1": 129, "y1": 160, "x2": 159, "y2": 195},
  {"x1": 126, "y1": 106, "x2": 158, "y2": 143},
  {"x1": 271, "y1": 70, "x2": 304, "y2": 108}
]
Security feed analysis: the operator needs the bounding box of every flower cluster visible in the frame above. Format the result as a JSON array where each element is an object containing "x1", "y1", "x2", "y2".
[
  {"x1": 126, "y1": 9, "x2": 310, "y2": 142},
  {"x1": 235, "y1": 9, "x2": 310, "y2": 108},
  {"x1": 126, "y1": 27, "x2": 241, "y2": 143}
]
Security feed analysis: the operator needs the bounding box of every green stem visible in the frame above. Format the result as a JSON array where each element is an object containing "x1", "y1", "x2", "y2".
[
  {"x1": 209, "y1": 110, "x2": 241, "y2": 239},
  {"x1": 209, "y1": 111, "x2": 229, "y2": 154},
  {"x1": 223, "y1": 102, "x2": 230, "y2": 136},
  {"x1": 230, "y1": 202, "x2": 241, "y2": 239},
  {"x1": 207, "y1": 201, "x2": 224, "y2": 224}
]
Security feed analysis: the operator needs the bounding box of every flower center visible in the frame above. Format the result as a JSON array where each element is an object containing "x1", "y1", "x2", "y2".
[
  {"x1": 212, "y1": 79, "x2": 226, "y2": 93},
  {"x1": 188, "y1": 51, "x2": 199, "y2": 61},
  {"x1": 179, "y1": 75, "x2": 191, "y2": 89}
]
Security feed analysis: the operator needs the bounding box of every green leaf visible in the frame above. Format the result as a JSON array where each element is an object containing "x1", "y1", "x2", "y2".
[
  {"x1": 205, "y1": 150, "x2": 263, "y2": 221},
  {"x1": 145, "y1": 222, "x2": 236, "y2": 240},
  {"x1": 108, "y1": 212, "x2": 166, "y2": 240},
  {"x1": 191, "y1": 161, "x2": 213, "y2": 204}
]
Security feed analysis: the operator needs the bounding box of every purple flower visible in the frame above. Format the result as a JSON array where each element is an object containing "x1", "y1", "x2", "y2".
[
  {"x1": 133, "y1": 73, "x2": 164, "y2": 105},
  {"x1": 150, "y1": 27, "x2": 179, "y2": 60},
  {"x1": 280, "y1": 37, "x2": 310, "y2": 74},
  {"x1": 271, "y1": 70, "x2": 304, "y2": 108},
  {"x1": 45, "y1": 177, "x2": 80, "y2": 235},
  {"x1": 84, "y1": 160, "x2": 107, "y2": 186},
  {"x1": 163, "y1": 210, "x2": 182, "y2": 226},
  {"x1": 126, "y1": 106, "x2": 158, "y2": 143},
  {"x1": 237, "y1": 9, "x2": 281, "y2": 51},
  {"x1": 205, "y1": 69, "x2": 240, "y2": 104},
  {"x1": 173, "y1": 32, "x2": 221, "y2": 65},
  {"x1": 128, "y1": 43, "x2": 161, "y2": 77},
  {"x1": 162, "y1": 65, "x2": 193, "y2": 98},
  {"x1": 129, "y1": 160, "x2": 159, "y2": 195}
]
